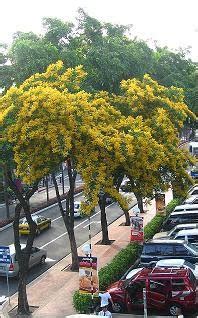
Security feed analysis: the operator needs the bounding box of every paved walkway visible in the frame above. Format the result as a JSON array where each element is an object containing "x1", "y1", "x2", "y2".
[{"x1": 1, "y1": 191, "x2": 173, "y2": 317}]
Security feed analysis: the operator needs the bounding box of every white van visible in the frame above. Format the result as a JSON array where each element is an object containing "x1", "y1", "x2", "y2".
[{"x1": 174, "y1": 203, "x2": 198, "y2": 212}]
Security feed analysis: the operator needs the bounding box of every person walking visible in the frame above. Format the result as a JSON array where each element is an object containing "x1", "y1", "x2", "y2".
[
  {"x1": 98, "y1": 305, "x2": 112, "y2": 317},
  {"x1": 98, "y1": 291, "x2": 114, "y2": 309}
]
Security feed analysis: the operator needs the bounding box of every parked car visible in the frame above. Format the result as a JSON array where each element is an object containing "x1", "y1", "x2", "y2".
[
  {"x1": 188, "y1": 185, "x2": 198, "y2": 196},
  {"x1": 153, "y1": 223, "x2": 198, "y2": 240},
  {"x1": 174, "y1": 229, "x2": 198, "y2": 245},
  {"x1": 0, "y1": 244, "x2": 47, "y2": 278},
  {"x1": 140, "y1": 239, "x2": 198, "y2": 265},
  {"x1": 19, "y1": 214, "x2": 51, "y2": 235},
  {"x1": 162, "y1": 211, "x2": 198, "y2": 231},
  {"x1": 183, "y1": 195, "x2": 198, "y2": 205},
  {"x1": 173, "y1": 203, "x2": 198, "y2": 212},
  {"x1": 154, "y1": 259, "x2": 198, "y2": 280},
  {"x1": 107, "y1": 266, "x2": 197, "y2": 315}
]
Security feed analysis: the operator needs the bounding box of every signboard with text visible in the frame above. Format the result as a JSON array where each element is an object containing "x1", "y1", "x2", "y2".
[
  {"x1": 130, "y1": 216, "x2": 144, "y2": 242},
  {"x1": 78, "y1": 256, "x2": 99, "y2": 294},
  {"x1": 0, "y1": 246, "x2": 10, "y2": 264}
]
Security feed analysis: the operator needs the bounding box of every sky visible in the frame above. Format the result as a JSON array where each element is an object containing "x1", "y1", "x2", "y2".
[{"x1": 1, "y1": 0, "x2": 198, "y2": 61}]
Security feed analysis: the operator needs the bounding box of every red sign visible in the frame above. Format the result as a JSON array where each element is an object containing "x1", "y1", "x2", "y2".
[{"x1": 130, "y1": 216, "x2": 144, "y2": 242}]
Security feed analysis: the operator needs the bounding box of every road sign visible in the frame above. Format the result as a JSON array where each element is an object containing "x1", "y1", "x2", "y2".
[{"x1": 0, "y1": 246, "x2": 10, "y2": 264}]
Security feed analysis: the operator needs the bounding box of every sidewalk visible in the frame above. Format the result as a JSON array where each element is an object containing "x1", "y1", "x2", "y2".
[{"x1": 2, "y1": 191, "x2": 173, "y2": 317}]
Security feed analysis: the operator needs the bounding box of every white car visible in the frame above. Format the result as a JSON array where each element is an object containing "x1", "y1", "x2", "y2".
[
  {"x1": 153, "y1": 223, "x2": 198, "y2": 240},
  {"x1": 188, "y1": 185, "x2": 198, "y2": 196},
  {"x1": 74, "y1": 201, "x2": 82, "y2": 218},
  {"x1": 183, "y1": 195, "x2": 198, "y2": 205},
  {"x1": 154, "y1": 259, "x2": 198, "y2": 279},
  {"x1": 174, "y1": 228, "x2": 198, "y2": 245}
]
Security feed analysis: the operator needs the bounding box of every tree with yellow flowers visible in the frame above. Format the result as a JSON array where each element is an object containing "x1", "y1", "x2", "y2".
[
  {"x1": 110, "y1": 74, "x2": 196, "y2": 208},
  {"x1": 0, "y1": 62, "x2": 167, "y2": 313}
]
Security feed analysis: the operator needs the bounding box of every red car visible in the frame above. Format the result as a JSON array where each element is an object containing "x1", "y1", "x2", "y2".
[{"x1": 107, "y1": 267, "x2": 198, "y2": 315}]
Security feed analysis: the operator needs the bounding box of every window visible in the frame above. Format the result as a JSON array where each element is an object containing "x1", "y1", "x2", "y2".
[
  {"x1": 191, "y1": 190, "x2": 198, "y2": 195},
  {"x1": 31, "y1": 247, "x2": 39, "y2": 254},
  {"x1": 149, "y1": 280, "x2": 168, "y2": 295},
  {"x1": 160, "y1": 245, "x2": 174, "y2": 256},
  {"x1": 171, "y1": 279, "x2": 185, "y2": 291},
  {"x1": 174, "y1": 245, "x2": 189, "y2": 255},
  {"x1": 143, "y1": 245, "x2": 156, "y2": 255},
  {"x1": 188, "y1": 235, "x2": 198, "y2": 244}
]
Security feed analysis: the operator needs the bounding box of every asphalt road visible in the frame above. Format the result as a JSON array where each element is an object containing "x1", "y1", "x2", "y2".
[{"x1": 0, "y1": 192, "x2": 136, "y2": 297}]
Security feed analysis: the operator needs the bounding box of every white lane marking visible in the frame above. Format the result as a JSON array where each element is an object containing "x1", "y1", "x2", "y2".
[
  {"x1": 51, "y1": 216, "x2": 62, "y2": 222},
  {"x1": 39, "y1": 200, "x2": 122, "y2": 248},
  {"x1": 45, "y1": 257, "x2": 56, "y2": 262},
  {"x1": 83, "y1": 221, "x2": 100, "y2": 229},
  {"x1": 39, "y1": 210, "x2": 101, "y2": 249}
]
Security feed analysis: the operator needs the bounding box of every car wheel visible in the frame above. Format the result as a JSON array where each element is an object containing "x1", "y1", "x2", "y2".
[
  {"x1": 40, "y1": 256, "x2": 46, "y2": 265},
  {"x1": 111, "y1": 302, "x2": 125, "y2": 313},
  {"x1": 48, "y1": 222, "x2": 51, "y2": 229},
  {"x1": 36, "y1": 228, "x2": 41, "y2": 236},
  {"x1": 169, "y1": 303, "x2": 182, "y2": 316}
]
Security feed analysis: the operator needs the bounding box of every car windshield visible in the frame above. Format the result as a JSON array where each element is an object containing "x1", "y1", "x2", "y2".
[
  {"x1": 184, "y1": 260, "x2": 195, "y2": 270},
  {"x1": 187, "y1": 243, "x2": 198, "y2": 253},
  {"x1": 74, "y1": 203, "x2": 80, "y2": 209}
]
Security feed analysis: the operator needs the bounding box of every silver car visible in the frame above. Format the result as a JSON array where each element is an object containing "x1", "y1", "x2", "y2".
[{"x1": 0, "y1": 244, "x2": 47, "y2": 278}]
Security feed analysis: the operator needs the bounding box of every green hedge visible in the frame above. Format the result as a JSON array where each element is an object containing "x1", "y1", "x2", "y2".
[{"x1": 73, "y1": 199, "x2": 178, "y2": 313}]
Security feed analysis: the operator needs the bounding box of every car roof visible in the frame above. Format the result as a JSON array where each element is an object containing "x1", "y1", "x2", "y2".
[
  {"x1": 135, "y1": 267, "x2": 188, "y2": 280},
  {"x1": 156, "y1": 259, "x2": 185, "y2": 267},
  {"x1": 171, "y1": 210, "x2": 198, "y2": 216},
  {"x1": 174, "y1": 223, "x2": 198, "y2": 229},
  {"x1": 22, "y1": 215, "x2": 42, "y2": 222},
  {"x1": 189, "y1": 141, "x2": 198, "y2": 147},
  {"x1": 146, "y1": 239, "x2": 186, "y2": 244},
  {"x1": 174, "y1": 203, "x2": 198, "y2": 210},
  {"x1": 176, "y1": 229, "x2": 198, "y2": 236}
]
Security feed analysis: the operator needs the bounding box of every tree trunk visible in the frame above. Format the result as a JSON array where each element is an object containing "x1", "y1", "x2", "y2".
[
  {"x1": 17, "y1": 258, "x2": 30, "y2": 314},
  {"x1": 99, "y1": 194, "x2": 110, "y2": 245},
  {"x1": 123, "y1": 208, "x2": 130, "y2": 226},
  {"x1": 137, "y1": 195, "x2": 144, "y2": 213},
  {"x1": 7, "y1": 171, "x2": 38, "y2": 315},
  {"x1": 52, "y1": 160, "x2": 79, "y2": 271}
]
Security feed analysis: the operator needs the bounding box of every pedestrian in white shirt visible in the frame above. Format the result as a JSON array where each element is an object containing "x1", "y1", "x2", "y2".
[
  {"x1": 98, "y1": 291, "x2": 114, "y2": 308},
  {"x1": 98, "y1": 306, "x2": 112, "y2": 317}
]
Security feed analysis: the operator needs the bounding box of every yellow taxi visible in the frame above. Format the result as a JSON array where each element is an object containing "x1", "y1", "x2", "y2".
[{"x1": 19, "y1": 214, "x2": 51, "y2": 235}]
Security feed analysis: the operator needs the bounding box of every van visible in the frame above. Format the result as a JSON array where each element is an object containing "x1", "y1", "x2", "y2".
[
  {"x1": 162, "y1": 211, "x2": 198, "y2": 231},
  {"x1": 0, "y1": 244, "x2": 47, "y2": 277},
  {"x1": 173, "y1": 203, "x2": 198, "y2": 212},
  {"x1": 107, "y1": 267, "x2": 198, "y2": 315},
  {"x1": 140, "y1": 239, "x2": 198, "y2": 266}
]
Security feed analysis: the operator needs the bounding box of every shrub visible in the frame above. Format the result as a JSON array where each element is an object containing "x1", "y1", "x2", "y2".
[
  {"x1": 99, "y1": 242, "x2": 139, "y2": 290},
  {"x1": 165, "y1": 198, "x2": 182, "y2": 215},
  {"x1": 144, "y1": 214, "x2": 165, "y2": 241},
  {"x1": 73, "y1": 291, "x2": 94, "y2": 314}
]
